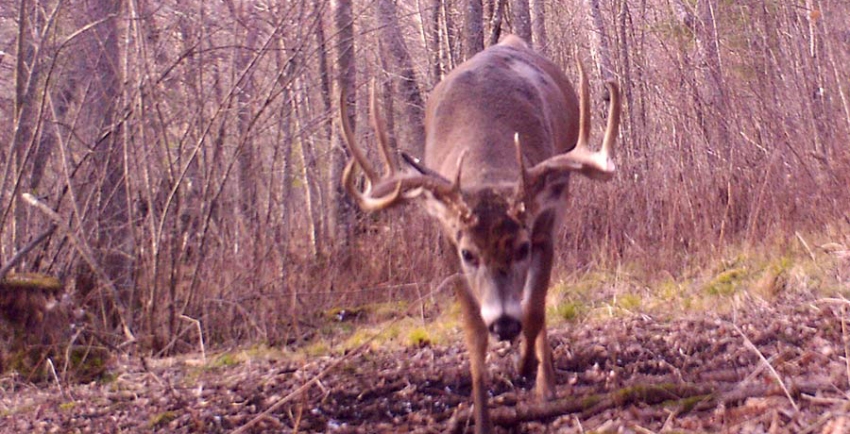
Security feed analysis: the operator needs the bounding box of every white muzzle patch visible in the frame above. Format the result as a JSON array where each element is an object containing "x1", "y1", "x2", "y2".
[{"x1": 480, "y1": 297, "x2": 523, "y2": 327}]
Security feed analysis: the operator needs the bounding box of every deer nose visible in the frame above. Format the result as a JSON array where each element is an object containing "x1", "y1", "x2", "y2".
[{"x1": 489, "y1": 316, "x2": 522, "y2": 341}]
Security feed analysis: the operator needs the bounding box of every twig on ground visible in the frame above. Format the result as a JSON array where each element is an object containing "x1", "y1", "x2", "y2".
[
  {"x1": 732, "y1": 323, "x2": 799, "y2": 412},
  {"x1": 840, "y1": 304, "x2": 850, "y2": 396},
  {"x1": 180, "y1": 314, "x2": 206, "y2": 364},
  {"x1": 795, "y1": 231, "x2": 816, "y2": 262},
  {"x1": 448, "y1": 383, "x2": 714, "y2": 432},
  {"x1": 813, "y1": 297, "x2": 850, "y2": 399},
  {"x1": 46, "y1": 358, "x2": 68, "y2": 402}
]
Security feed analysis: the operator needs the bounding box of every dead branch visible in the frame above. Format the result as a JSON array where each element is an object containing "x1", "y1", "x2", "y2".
[
  {"x1": 448, "y1": 378, "x2": 832, "y2": 432},
  {"x1": 21, "y1": 193, "x2": 135, "y2": 344},
  {"x1": 0, "y1": 224, "x2": 56, "y2": 282},
  {"x1": 447, "y1": 383, "x2": 713, "y2": 433}
]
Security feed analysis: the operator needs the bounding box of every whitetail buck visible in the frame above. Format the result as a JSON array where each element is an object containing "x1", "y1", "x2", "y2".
[{"x1": 340, "y1": 35, "x2": 620, "y2": 433}]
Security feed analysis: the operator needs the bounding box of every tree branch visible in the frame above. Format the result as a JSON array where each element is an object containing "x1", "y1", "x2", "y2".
[{"x1": 0, "y1": 224, "x2": 56, "y2": 282}]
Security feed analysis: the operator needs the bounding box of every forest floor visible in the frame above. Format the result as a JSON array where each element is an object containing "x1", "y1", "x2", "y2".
[
  {"x1": 1, "y1": 292, "x2": 849, "y2": 433},
  {"x1": 1, "y1": 249, "x2": 849, "y2": 433}
]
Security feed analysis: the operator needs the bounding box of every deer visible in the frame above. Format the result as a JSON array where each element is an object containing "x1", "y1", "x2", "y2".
[{"x1": 339, "y1": 35, "x2": 620, "y2": 433}]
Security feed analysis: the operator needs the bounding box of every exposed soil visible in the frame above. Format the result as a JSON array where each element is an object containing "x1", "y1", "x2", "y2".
[{"x1": 1, "y1": 292, "x2": 848, "y2": 433}]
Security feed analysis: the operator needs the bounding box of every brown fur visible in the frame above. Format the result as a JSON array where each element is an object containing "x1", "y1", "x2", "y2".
[
  {"x1": 341, "y1": 33, "x2": 620, "y2": 434},
  {"x1": 461, "y1": 189, "x2": 523, "y2": 273}
]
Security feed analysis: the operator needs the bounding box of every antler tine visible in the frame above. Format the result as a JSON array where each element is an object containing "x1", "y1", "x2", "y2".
[
  {"x1": 514, "y1": 133, "x2": 528, "y2": 194},
  {"x1": 339, "y1": 87, "x2": 473, "y2": 213},
  {"x1": 454, "y1": 149, "x2": 468, "y2": 192},
  {"x1": 601, "y1": 80, "x2": 620, "y2": 163},
  {"x1": 576, "y1": 52, "x2": 591, "y2": 150},
  {"x1": 512, "y1": 133, "x2": 531, "y2": 216},
  {"x1": 370, "y1": 81, "x2": 397, "y2": 176},
  {"x1": 342, "y1": 158, "x2": 403, "y2": 211},
  {"x1": 339, "y1": 89, "x2": 379, "y2": 183},
  {"x1": 339, "y1": 88, "x2": 404, "y2": 210},
  {"x1": 525, "y1": 56, "x2": 620, "y2": 183}
]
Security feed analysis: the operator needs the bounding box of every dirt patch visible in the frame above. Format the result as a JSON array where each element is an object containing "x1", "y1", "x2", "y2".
[{"x1": 1, "y1": 292, "x2": 848, "y2": 433}]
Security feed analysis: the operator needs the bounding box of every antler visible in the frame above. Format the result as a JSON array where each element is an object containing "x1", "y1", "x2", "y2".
[
  {"x1": 512, "y1": 55, "x2": 620, "y2": 216},
  {"x1": 339, "y1": 86, "x2": 472, "y2": 219},
  {"x1": 525, "y1": 55, "x2": 620, "y2": 183}
]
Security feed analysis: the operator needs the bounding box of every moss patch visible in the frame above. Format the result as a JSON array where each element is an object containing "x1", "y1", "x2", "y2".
[
  {"x1": 148, "y1": 411, "x2": 177, "y2": 429},
  {"x1": 704, "y1": 267, "x2": 749, "y2": 296}
]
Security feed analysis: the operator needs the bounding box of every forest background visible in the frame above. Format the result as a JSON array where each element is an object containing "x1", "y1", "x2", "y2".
[{"x1": 1, "y1": 0, "x2": 848, "y2": 361}]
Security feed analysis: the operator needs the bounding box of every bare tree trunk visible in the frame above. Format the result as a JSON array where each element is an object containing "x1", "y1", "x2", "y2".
[
  {"x1": 463, "y1": 0, "x2": 484, "y2": 59},
  {"x1": 293, "y1": 84, "x2": 322, "y2": 258},
  {"x1": 275, "y1": 29, "x2": 297, "y2": 255},
  {"x1": 512, "y1": 0, "x2": 531, "y2": 44},
  {"x1": 31, "y1": 85, "x2": 71, "y2": 193},
  {"x1": 25, "y1": 2, "x2": 67, "y2": 196},
  {"x1": 424, "y1": 0, "x2": 443, "y2": 86},
  {"x1": 488, "y1": 0, "x2": 506, "y2": 47},
  {"x1": 531, "y1": 0, "x2": 547, "y2": 52},
  {"x1": 329, "y1": 0, "x2": 356, "y2": 253},
  {"x1": 805, "y1": 0, "x2": 829, "y2": 160},
  {"x1": 695, "y1": 1, "x2": 724, "y2": 112},
  {"x1": 616, "y1": 0, "x2": 635, "y2": 160},
  {"x1": 7, "y1": 0, "x2": 45, "y2": 259},
  {"x1": 484, "y1": 0, "x2": 494, "y2": 36},
  {"x1": 443, "y1": 0, "x2": 460, "y2": 70},
  {"x1": 87, "y1": 0, "x2": 135, "y2": 334},
  {"x1": 315, "y1": 2, "x2": 333, "y2": 145},
  {"x1": 694, "y1": 0, "x2": 729, "y2": 149},
  {"x1": 231, "y1": 2, "x2": 261, "y2": 230},
  {"x1": 378, "y1": 49, "x2": 399, "y2": 153},
  {"x1": 585, "y1": 0, "x2": 616, "y2": 84},
  {"x1": 669, "y1": 0, "x2": 694, "y2": 28},
  {"x1": 376, "y1": 0, "x2": 426, "y2": 156}
]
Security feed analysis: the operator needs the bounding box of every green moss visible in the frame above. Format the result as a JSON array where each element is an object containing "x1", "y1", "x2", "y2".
[
  {"x1": 302, "y1": 340, "x2": 330, "y2": 357},
  {"x1": 616, "y1": 293, "x2": 642, "y2": 311},
  {"x1": 579, "y1": 394, "x2": 602, "y2": 408},
  {"x1": 669, "y1": 393, "x2": 713, "y2": 413},
  {"x1": 656, "y1": 279, "x2": 683, "y2": 301},
  {"x1": 59, "y1": 401, "x2": 76, "y2": 411},
  {"x1": 370, "y1": 301, "x2": 411, "y2": 321},
  {"x1": 99, "y1": 371, "x2": 119, "y2": 384},
  {"x1": 5, "y1": 346, "x2": 109, "y2": 383},
  {"x1": 704, "y1": 267, "x2": 748, "y2": 296},
  {"x1": 343, "y1": 328, "x2": 379, "y2": 350},
  {"x1": 407, "y1": 327, "x2": 432, "y2": 348},
  {"x1": 0, "y1": 272, "x2": 63, "y2": 293},
  {"x1": 148, "y1": 411, "x2": 177, "y2": 429},
  {"x1": 209, "y1": 353, "x2": 240, "y2": 368},
  {"x1": 552, "y1": 300, "x2": 586, "y2": 323}
]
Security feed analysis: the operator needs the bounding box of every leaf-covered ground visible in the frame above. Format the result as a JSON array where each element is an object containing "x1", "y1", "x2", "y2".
[{"x1": 1, "y1": 290, "x2": 848, "y2": 433}]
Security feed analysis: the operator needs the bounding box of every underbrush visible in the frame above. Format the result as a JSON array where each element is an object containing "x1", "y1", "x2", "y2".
[{"x1": 284, "y1": 223, "x2": 850, "y2": 358}]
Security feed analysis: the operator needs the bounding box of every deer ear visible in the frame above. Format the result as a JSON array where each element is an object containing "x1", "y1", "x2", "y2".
[
  {"x1": 421, "y1": 191, "x2": 479, "y2": 240},
  {"x1": 422, "y1": 192, "x2": 455, "y2": 223}
]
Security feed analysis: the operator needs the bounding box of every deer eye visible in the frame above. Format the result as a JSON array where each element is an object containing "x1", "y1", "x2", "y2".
[
  {"x1": 515, "y1": 242, "x2": 531, "y2": 261},
  {"x1": 460, "y1": 249, "x2": 479, "y2": 267}
]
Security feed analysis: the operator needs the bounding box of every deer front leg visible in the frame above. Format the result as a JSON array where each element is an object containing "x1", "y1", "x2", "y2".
[
  {"x1": 519, "y1": 236, "x2": 556, "y2": 401},
  {"x1": 456, "y1": 279, "x2": 491, "y2": 433}
]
